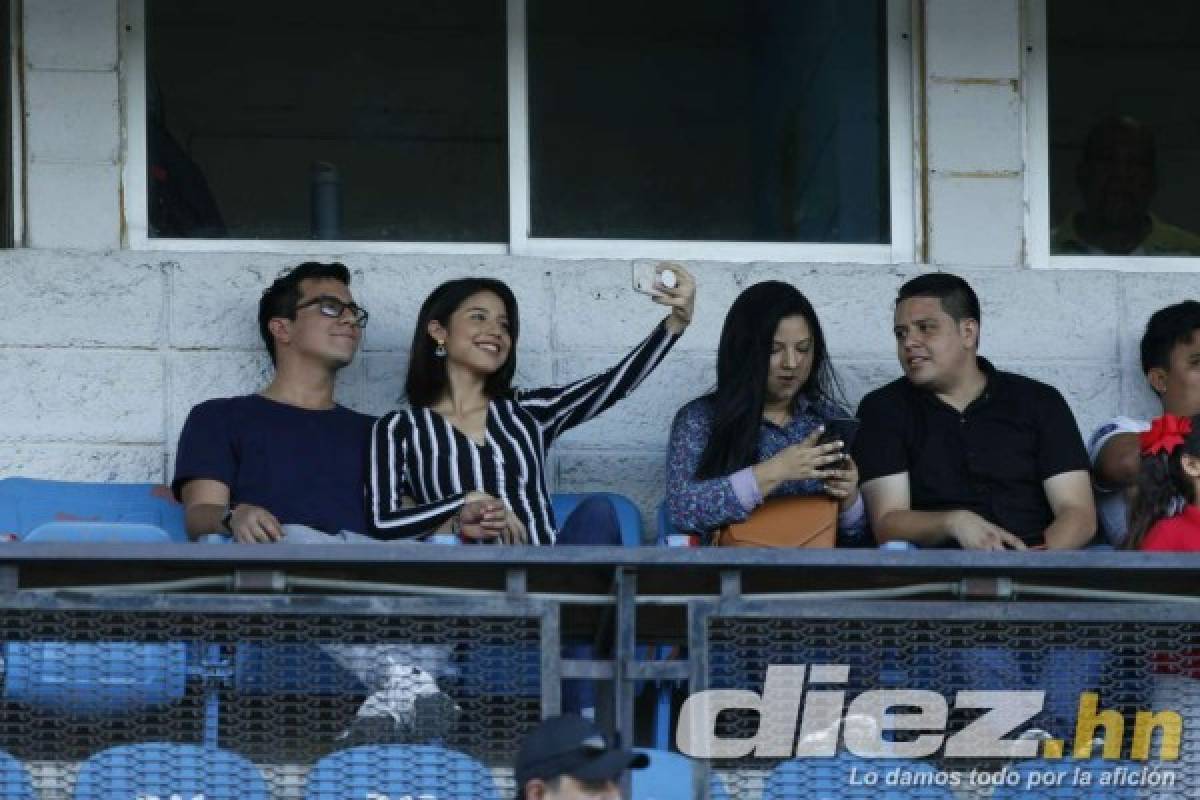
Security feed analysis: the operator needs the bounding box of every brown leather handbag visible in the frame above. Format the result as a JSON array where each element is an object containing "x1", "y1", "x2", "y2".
[{"x1": 716, "y1": 495, "x2": 838, "y2": 548}]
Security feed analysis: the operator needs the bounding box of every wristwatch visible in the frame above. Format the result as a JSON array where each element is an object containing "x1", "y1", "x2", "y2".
[{"x1": 220, "y1": 506, "x2": 236, "y2": 533}]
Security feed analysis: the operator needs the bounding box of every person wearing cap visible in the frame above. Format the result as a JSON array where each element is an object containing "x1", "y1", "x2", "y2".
[{"x1": 514, "y1": 714, "x2": 649, "y2": 799}]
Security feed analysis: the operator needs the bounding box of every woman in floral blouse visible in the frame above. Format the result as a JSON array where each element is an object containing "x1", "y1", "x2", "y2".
[{"x1": 665, "y1": 281, "x2": 869, "y2": 545}]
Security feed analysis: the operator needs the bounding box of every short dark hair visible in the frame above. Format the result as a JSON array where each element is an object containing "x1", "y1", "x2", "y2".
[
  {"x1": 896, "y1": 272, "x2": 981, "y2": 324},
  {"x1": 258, "y1": 262, "x2": 351, "y2": 365},
  {"x1": 1140, "y1": 300, "x2": 1200, "y2": 374},
  {"x1": 405, "y1": 277, "x2": 520, "y2": 407}
]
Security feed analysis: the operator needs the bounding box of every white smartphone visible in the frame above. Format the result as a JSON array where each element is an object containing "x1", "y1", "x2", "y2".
[{"x1": 632, "y1": 261, "x2": 678, "y2": 296}]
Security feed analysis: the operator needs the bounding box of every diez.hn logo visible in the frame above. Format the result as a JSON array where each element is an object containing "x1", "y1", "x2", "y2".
[{"x1": 676, "y1": 665, "x2": 1182, "y2": 762}]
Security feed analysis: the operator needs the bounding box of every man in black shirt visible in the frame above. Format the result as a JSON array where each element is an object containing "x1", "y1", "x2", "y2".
[{"x1": 854, "y1": 273, "x2": 1096, "y2": 549}]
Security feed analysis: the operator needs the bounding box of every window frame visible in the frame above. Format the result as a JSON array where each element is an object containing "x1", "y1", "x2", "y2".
[
  {"x1": 1022, "y1": 0, "x2": 1200, "y2": 273},
  {"x1": 121, "y1": 0, "x2": 916, "y2": 263},
  {"x1": 7, "y1": 0, "x2": 20, "y2": 247}
]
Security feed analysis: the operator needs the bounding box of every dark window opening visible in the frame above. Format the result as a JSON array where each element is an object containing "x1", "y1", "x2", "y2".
[
  {"x1": 527, "y1": 0, "x2": 890, "y2": 243},
  {"x1": 1049, "y1": 0, "x2": 1200, "y2": 257},
  {"x1": 146, "y1": 1, "x2": 508, "y2": 242}
]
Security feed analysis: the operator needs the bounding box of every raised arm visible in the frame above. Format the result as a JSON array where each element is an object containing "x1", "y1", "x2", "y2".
[
  {"x1": 517, "y1": 266, "x2": 694, "y2": 445},
  {"x1": 366, "y1": 411, "x2": 466, "y2": 540},
  {"x1": 517, "y1": 321, "x2": 679, "y2": 445}
]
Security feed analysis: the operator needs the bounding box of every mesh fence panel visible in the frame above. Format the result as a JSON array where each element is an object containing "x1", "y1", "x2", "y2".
[
  {"x1": 0, "y1": 603, "x2": 544, "y2": 799},
  {"x1": 705, "y1": 615, "x2": 1194, "y2": 800}
]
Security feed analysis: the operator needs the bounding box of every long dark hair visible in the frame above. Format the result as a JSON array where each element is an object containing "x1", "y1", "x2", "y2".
[
  {"x1": 1125, "y1": 414, "x2": 1200, "y2": 550},
  {"x1": 694, "y1": 281, "x2": 844, "y2": 480},
  {"x1": 405, "y1": 278, "x2": 520, "y2": 407}
]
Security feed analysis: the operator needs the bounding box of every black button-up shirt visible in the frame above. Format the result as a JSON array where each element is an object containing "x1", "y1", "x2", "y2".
[{"x1": 853, "y1": 358, "x2": 1089, "y2": 546}]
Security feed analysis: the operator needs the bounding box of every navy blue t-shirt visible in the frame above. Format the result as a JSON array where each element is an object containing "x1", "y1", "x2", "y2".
[{"x1": 172, "y1": 395, "x2": 376, "y2": 535}]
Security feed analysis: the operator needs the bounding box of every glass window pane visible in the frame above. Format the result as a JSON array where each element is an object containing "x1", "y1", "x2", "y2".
[
  {"x1": 527, "y1": 0, "x2": 889, "y2": 244},
  {"x1": 146, "y1": 1, "x2": 507, "y2": 241},
  {"x1": 1048, "y1": 0, "x2": 1200, "y2": 256}
]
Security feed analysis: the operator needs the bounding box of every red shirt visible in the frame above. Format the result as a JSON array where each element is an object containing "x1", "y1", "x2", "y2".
[
  {"x1": 1141, "y1": 505, "x2": 1200, "y2": 552},
  {"x1": 1140, "y1": 506, "x2": 1200, "y2": 676}
]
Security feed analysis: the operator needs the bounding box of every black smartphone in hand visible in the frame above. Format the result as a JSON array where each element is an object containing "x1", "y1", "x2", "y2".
[{"x1": 817, "y1": 417, "x2": 860, "y2": 456}]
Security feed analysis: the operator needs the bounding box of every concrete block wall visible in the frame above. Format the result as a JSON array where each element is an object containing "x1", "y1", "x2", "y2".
[
  {"x1": 22, "y1": 0, "x2": 122, "y2": 249},
  {"x1": 4, "y1": 251, "x2": 1195, "y2": 540}
]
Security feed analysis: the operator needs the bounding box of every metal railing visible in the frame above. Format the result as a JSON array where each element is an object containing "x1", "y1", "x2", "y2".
[{"x1": 1, "y1": 544, "x2": 1199, "y2": 798}]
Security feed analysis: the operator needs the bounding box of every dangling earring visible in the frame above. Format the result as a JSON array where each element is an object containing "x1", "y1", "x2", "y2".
[{"x1": 434, "y1": 341, "x2": 447, "y2": 358}]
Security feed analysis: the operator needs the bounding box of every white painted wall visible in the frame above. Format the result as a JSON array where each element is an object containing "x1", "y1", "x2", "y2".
[{"x1": 5, "y1": 1, "x2": 1198, "y2": 539}]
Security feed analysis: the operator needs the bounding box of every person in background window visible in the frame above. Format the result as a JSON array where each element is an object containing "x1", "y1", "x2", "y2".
[
  {"x1": 1052, "y1": 115, "x2": 1200, "y2": 256},
  {"x1": 147, "y1": 85, "x2": 225, "y2": 238},
  {"x1": 665, "y1": 281, "x2": 868, "y2": 545},
  {"x1": 1088, "y1": 301, "x2": 1200, "y2": 546}
]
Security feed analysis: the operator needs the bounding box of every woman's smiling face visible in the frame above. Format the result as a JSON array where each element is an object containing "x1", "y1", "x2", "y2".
[{"x1": 434, "y1": 290, "x2": 513, "y2": 375}]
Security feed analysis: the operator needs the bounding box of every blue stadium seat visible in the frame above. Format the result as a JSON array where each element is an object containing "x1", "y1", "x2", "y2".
[
  {"x1": 551, "y1": 493, "x2": 643, "y2": 715},
  {"x1": 304, "y1": 744, "x2": 500, "y2": 800},
  {"x1": 552, "y1": 492, "x2": 643, "y2": 547},
  {"x1": 3, "y1": 640, "x2": 188, "y2": 715},
  {"x1": 764, "y1": 755, "x2": 955, "y2": 799},
  {"x1": 0, "y1": 481, "x2": 207, "y2": 735},
  {"x1": 0, "y1": 476, "x2": 186, "y2": 541},
  {"x1": 72, "y1": 743, "x2": 268, "y2": 800},
  {"x1": 990, "y1": 759, "x2": 1136, "y2": 799},
  {"x1": 0, "y1": 750, "x2": 34, "y2": 800},
  {"x1": 234, "y1": 642, "x2": 366, "y2": 695},
  {"x1": 632, "y1": 749, "x2": 731, "y2": 800},
  {"x1": 655, "y1": 500, "x2": 678, "y2": 546},
  {"x1": 24, "y1": 521, "x2": 172, "y2": 543}
]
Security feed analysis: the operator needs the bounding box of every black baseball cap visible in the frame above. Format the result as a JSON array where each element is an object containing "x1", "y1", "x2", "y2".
[{"x1": 515, "y1": 714, "x2": 649, "y2": 797}]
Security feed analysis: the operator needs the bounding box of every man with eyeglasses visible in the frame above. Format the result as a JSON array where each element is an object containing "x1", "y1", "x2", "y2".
[
  {"x1": 515, "y1": 715, "x2": 649, "y2": 800},
  {"x1": 172, "y1": 261, "x2": 456, "y2": 744}
]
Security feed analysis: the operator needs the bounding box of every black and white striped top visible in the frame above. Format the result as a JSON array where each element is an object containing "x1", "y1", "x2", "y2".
[{"x1": 367, "y1": 321, "x2": 679, "y2": 545}]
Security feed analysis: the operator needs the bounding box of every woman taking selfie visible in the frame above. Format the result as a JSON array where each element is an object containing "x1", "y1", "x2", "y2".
[
  {"x1": 665, "y1": 281, "x2": 868, "y2": 546},
  {"x1": 367, "y1": 266, "x2": 696, "y2": 545}
]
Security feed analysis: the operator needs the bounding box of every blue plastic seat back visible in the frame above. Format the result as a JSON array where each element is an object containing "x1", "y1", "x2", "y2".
[
  {"x1": 304, "y1": 745, "x2": 500, "y2": 800},
  {"x1": 765, "y1": 755, "x2": 955, "y2": 799},
  {"x1": 656, "y1": 500, "x2": 678, "y2": 546},
  {"x1": 3, "y1": 641, "x2": 188, "y2": 714},
  {"x1": 551, "y1": 492, "x2": 642, "y2": 547},
  {"x1": 0, "y1": 751, "x2": 34, "y2": 800},
  {"x1": 24, "y1": 521, "x2": 172, "y2": 543},
  {"x1": 73, "y1": 743, "x2": 269, "y2": 800},
  {"x1": 632, "y1": 749, "x2": 732, "y2": 800},
  {"x1": 234, "y1": 642, "x2": 366, "y2": 695},
  {"x1": 0, "y1": 477, "x2": 186, "y2": 541},
  {"x1": 459, "y1": 641, "x2": 542, "y2": 696},
  {"x1": 990, "y1": 759, "x2": 1137, "y2": 799}
]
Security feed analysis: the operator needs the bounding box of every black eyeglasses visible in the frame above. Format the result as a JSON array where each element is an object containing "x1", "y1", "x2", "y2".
[{"x1": 295, "y1": 295, "x2": 369, "y2": 328}]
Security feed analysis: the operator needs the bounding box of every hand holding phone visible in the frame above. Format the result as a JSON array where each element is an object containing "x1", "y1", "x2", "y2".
[
  {"x1": 632, "y1": 260, "x2": 679, "y2": 296},
  {"x1": 817, "y1": 417, "x2": 860, "y2": 460}
]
